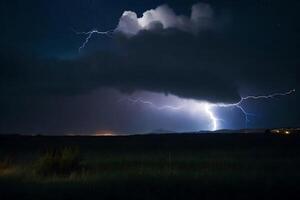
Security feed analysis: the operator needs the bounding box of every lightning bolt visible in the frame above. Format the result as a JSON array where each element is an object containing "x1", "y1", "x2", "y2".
[
  {"x1": 75, "y1": 29, "x2": 114, "y2": 52},
  {"x1": 122, "y1": 97, "x2": 222, "y2": 131},
  {"x1": 204, "y1": 104, "x2": 219, "y2": 131},
  {"x1": 241, "y1": 89, "x2": 296, "y2": 100},
  {"x1": 121, "y1": 89, "x2": 296, "y2": 131},
  {"x1": 212, "y1": 89, "x2": 296, "y2": 128}
]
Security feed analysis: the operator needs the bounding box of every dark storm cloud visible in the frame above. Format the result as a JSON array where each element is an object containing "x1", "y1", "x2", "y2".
[
  {"x1": 0, "y1": 28, "x2": 242, "y2": 104},
  {"x1": 0, "y1": 2, "x2": 243, "y2": 104},
  {"x1": 110, "y1": 30, "x2": 242, "y2": 103},
  {"x1": 1, "y1": 20, "x2": 298, "y2": 105}
]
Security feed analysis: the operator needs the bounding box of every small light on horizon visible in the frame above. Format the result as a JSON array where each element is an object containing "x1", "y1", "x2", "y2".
[{"x1": 285, "y1": 131, "x2": 290, "y2": 135}]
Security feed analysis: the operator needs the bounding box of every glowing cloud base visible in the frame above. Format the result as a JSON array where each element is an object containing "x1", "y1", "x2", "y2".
[{"x1": 124, "y1": 89, "x2": 295, "y2": 131}]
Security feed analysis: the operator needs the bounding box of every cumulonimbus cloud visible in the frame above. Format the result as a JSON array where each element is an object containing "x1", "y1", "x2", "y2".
[
  {"x1": 115, "y1": 3, "x2": 215, "y2": 36},
  {"x1": 0, "y1": 3, "x2": 239, "y2": 104},
  {"x1": 2, "y1": 2, "x2": 295, "y2": 105}
]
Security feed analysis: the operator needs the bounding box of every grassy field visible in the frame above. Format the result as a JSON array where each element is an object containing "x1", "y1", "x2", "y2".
[{"x1": 1, "y1": 133, "x2": 300, "y2": 200}]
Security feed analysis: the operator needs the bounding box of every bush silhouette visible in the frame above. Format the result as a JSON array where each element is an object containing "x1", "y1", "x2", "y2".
[{"x1": 35, "y1": 147, "x2": 82, "y2": 176}]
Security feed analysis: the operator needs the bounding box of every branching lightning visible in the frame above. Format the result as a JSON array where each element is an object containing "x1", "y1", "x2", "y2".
[
  {"x1": 123, "y1": 97, "x2": 218, "y2": 130},
  {"x1": 75, "y1": 14, "x2": 296, "y2": 131},
  {"x1": 241, "y1": 89, "x2": 296, "y2": 100},
  {"x1": 215, "y1": 89, "x2": 296, "y2": 128},
  {"x1": 76, "y1": 29, "x2": 114, "y2": 52},
  {"x1": 121, "y1": 89, "x2": 296, "y2": 131}
]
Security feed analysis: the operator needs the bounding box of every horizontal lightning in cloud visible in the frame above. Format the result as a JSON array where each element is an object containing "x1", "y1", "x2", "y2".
[
  {"x1": 241, "y1": 89, "x2": 296, "y2": 100},
  {"x1": 215, "y1": 89, "x2": 296, "y2": 128},
  {"x1": 75, "y1": 29, "x2": 114, "y2": 52},
  {"x1": 125, "y1": 97, "x2": 185, "y2": 111},
  {"x1": 121, "y1": 89, "x2": 296, "y2": 131}
]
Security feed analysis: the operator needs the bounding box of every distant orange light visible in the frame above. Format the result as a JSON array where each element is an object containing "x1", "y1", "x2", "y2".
[{"x1": 94, "y1": 130, "x2": 115, "y2": 136}]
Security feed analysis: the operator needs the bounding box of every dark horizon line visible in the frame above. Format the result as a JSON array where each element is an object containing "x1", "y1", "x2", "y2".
[{"x1": 0, "y1": 127, "x2": 299, "y2": 137}]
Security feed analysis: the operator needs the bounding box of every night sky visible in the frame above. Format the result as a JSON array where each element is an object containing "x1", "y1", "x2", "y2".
[{"x1": 0, "y1": 0, "x2": 299, "y2": 134}]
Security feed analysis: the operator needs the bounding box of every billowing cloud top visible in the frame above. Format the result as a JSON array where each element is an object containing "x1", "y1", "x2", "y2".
[{"x1": 116, "y1": 3, "x2": 214, "y2": 36}]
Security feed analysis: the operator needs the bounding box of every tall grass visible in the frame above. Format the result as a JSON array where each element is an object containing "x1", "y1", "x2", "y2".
[
  {"x1": 34, "y1": 147, "x2": 82, "y2": 176},
  {"x1": 0, "y1": 156, "x2": 13, "y2": 171}
]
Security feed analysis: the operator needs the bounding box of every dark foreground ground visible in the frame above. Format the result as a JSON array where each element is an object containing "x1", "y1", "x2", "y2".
[{"x1": 1, "y1": 133, "x2": 300, "y2": 200}]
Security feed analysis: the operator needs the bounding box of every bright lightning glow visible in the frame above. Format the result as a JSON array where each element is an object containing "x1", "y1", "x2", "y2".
[
  {"x1": 123, "y1": 97, "x2": 220, "y2": 131},
  {"x1": 204, "y1": 103, "x2": 218, "y2": 131},
  {"x1": 121, "y1": 89, "x2": 296, "y2": 131},
  {"x1": 76, "y1": 29, "x2": 114, "y2": 52}
]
